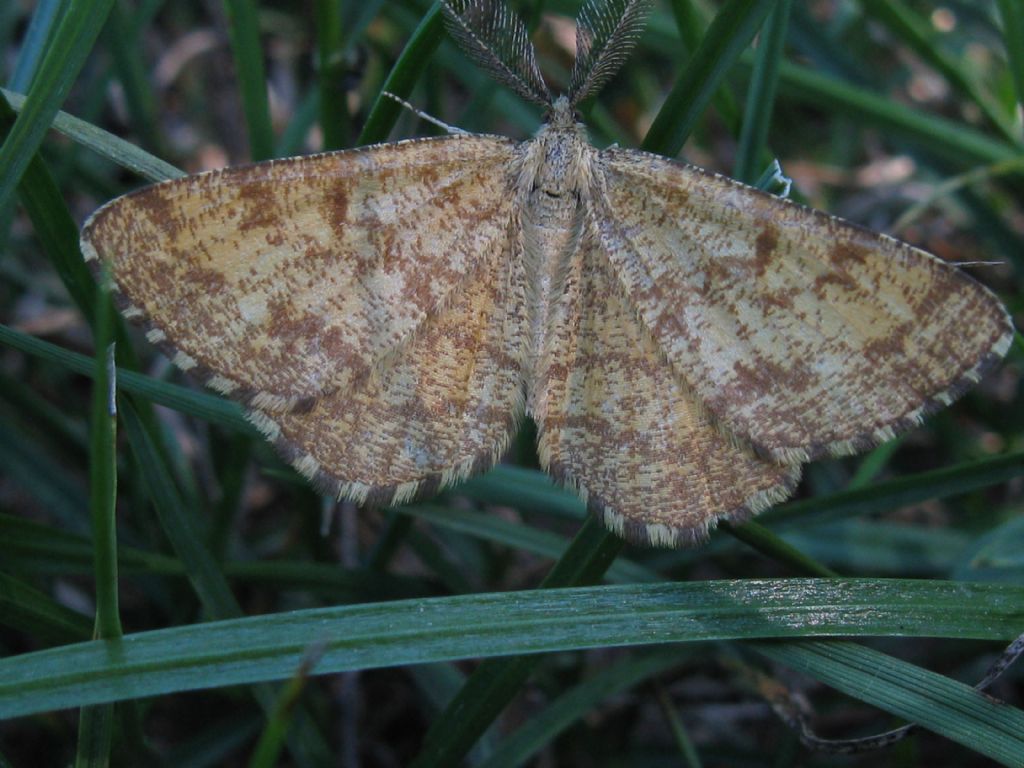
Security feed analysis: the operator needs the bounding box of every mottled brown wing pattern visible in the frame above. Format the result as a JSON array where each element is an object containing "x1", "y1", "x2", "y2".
[
  {"x1": 250, "y1": 218, "x2": 529, "y2": 506},
  {"x1": 531, "y1": 218, "x2": 800, "y2": 547},
  {"x1": 591, "y1": 148, "x2": 1015, "y2": 464},
  {"x1": 82, "y1": 135, "x2": 519, "y2": 411}
]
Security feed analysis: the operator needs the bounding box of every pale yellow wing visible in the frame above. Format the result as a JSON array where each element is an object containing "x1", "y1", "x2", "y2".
[
  {"x1": 591, "y1": 148, "x2": 1014, "y2": 463},
  {"x1": 81, "y1": 135, "x2": 519, "y2": 410},
  {"x1": 250, "y1": 217, "x2": 529, "y2": 506},
  {"x1": 530, "y1": 221, "x2": 799, "y2": 547}
]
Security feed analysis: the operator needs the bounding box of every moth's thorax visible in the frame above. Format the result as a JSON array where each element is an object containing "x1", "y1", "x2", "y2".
[
  {"x1": 519, "y1": 105, "x2": 595, "y2": 380},
  {"x1": 523, "y1": 111, "x2": 592, "y2": 198}
]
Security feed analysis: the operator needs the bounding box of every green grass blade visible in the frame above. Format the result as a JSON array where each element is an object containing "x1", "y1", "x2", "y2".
[
  {"x1": 357, "y1": 7, "x2": 444, "y2": 146},
  {"x1": 7, "y1": 0, "x2": 64, "y2": 92},
  {"x1": 222, "y1": 0, "x2": 274, "y2": 160},
  {"x1": 782, "y1": 521, "x2": 969, "y2": 577},
  {"x1": 397, "y1": 502, "x2": 659, "y2": 583},
  {"x1": 120, "y1": 399, "x2": 331, "y2": 766},
  {"x1": 246, "y1": 649, "x2": 323, "y2": 768},
  {"x1": 657, "y1": 682, "x2": 705, "y2": 768},
  {"x1": 315, "y1": 0, "x2": 348, "y2": 150},
  {"x1": 643, "y1": 0, "x2": 776, "y2": 155},
  {"x1": 0, "y1": 324, "x2": 252, "y2": 433},
  {"x1": 75, "y1": 705, "x2": 114, "y2": 768},
  {"x1": 119, "y1": 398, "x2": 242, "y2": 619},
  {"x1": 0, "y1": 579, "x2": 1020, "y2": 721},
  {"x1": 458, "y1": 464, "x2": 588, "y2": 521},
  {"x1": 78, "y1": 282, "x2": 121, "y2": 768},
  {"x1": 765, "y1": 449, "x2": 1024, "y2": 528},
  {"x1": 755, "y1": 640, "x2": 1024, "y2": 767},
  {"x1": 952, "y1": 512, "x2": 1024, "y2": 582},
  {"x1": 410, "y1": 519, "x2": 624, "y2": 768},
  {"x1": 861, "y1": 0, "x2": 1020, "y2": 145},
  {"x1": 101, "y1": 3, "x2": 162, "y2": 154},
  {"x1": 776, "y1": 60, "x2": 1018, "y2": 167},
  {"x1": 998, "y1": 0, "x2": 1024, "y2": 112},
  {"x1": 0, "y1": 572, "x2": 92, "y2": 644},
  {"x1": 666, "y1": 0, "x2": 741, "y2": 133},
  {"x1": 0, "y1": 93, "x2": 98, "y2": 321},
  {"x1": 722, "y1": 519, "x2": 838, "y2": 577},
  {"x1": 0, "y1": 0, "x2": 115, "y2": 209},
  {"x1": 89, "y1": 278, "x2": 122, "y2": 640},
  {"x1": 478, "y1": 648, "x2": 688, "y2": 768},
  {"x1": 732, "y1": 0, "x2": 793, "y2": 183},
  {"x1": 0, "y1": 511, "x2": 428, "y2": 600},
  {"x1": 1, "y1": 87, "x2": 183, "y2": 182}
]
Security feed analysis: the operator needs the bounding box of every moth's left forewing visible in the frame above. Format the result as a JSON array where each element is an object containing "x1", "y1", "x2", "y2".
[
  {"x1": 590, "y1": 148, "x2": 1014, "y2": 463},
  {"x1": 82, "y1": 135, "x2": 520, "y2": 411}
]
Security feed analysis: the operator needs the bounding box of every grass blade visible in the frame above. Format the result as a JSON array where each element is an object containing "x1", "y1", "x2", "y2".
[
  {"x1": 222, "y1": 0, "x2": 274, "y2": 160},
  {"x1": 643, "y1": 0, "x2": 776, "y2": 155},
  {"x1": 410, "y1": 519, "x2": 624, "y2": 768},
  {"x1": 732, "y1": 0, "x2": 793, "y2": 183},
  {"x1": 0, "y1": 579, "x2": 1020, "y2": 721},
  {"x1": 478, "y1": 648, "x2": 689, "y2": 768},
  {"x1": 357, "y1": 7, "x2": 445, "y2": 146},
  {"x1": 998, "y1": 0, "x2": 1024, "y2": 112},
  {"x1": 0, "y1": 0, "x2": 115, "y2": 209},
  {"x1": 755, "y1": 640, "x2": 1024, "y2": 767}
]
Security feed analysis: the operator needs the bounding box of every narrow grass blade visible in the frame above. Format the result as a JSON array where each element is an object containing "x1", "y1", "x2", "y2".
[
  {"x1": 776, "y1": 61, "x2": 1018, "y2": 167},
  {"x1": 412, "y1": 520, "x2": 623, "y2": 768},
  {"x1": 721, "y1": 519, "x2": 837, "y2": 578},
  {"x1": 89, "y1": 277, "x2": 122, "y2": 641},
  {"x1": 119, "y1": 398, "x2": 241, "y2": 619},
  {"x1": 765, "y1": 450, "x2": 1024, "y2": 528},
  {"x1": 0, "y1": 93, "x2": 98, "y2": 322},
  {"x1": 478, "y1": 648, "x2": 688, "y2": 768},
  {"x1": 78, "y1": 282, "x2": 121, "y2": 768},
  {"x1": 102, "y1": 3, "x2": 162, "y2": 154},
  {"x1": 754, "y1": 640, "x2": 1024, "y2": 767},
  {"x1": 223, "y1": 0, "x2": 274, "y2": 160},
  {"x1": 0, "y1": 573, "x2": 92, "y2": 644},
  {"x1": 0, "y1": 324, "x2": 252, "y2": 433},
  {"x1": 75, "y1": 705, "x2": 114, "y2": 768},
  {"x1": 7, "y1": 0, "x2": 64, "y2": 92},
  {"x1": 665, "y1": 0, "x2": 741, "y2": 132},
  {"x1": 732, "y1": 0, "x2": 793, "y2": 183},
  {"x1": 122, "y1": 399, "x2": 331, "y2": 765},
  {"x1": 0, "y1": 0, "x2": 116, "y2": 209},
  {"x1": 643, "y1": 0, "x2": 776, "y2": 155},
  {"x1": 357, "y1": 7, "x2": 445, "y2": 146},
  {"x1": 396, "y1": 503, "x2": 659, "y2": 583},
  {"x1": 861, "y1": 0, "x2": 1020, "y2": 145},
  {"x1": 315, "y1": 0, "x2": 349, "y2": 150},
  {"x1": 1, "y1": 87, "x2": 183, "y2": 182},
  {"x1": 998, "y1": 0, "x2": 1024, "y2": 112}
]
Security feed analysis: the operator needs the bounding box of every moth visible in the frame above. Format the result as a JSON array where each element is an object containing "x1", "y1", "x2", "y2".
[{"x1": 81, "y1": 0, "x2": 1013, "y2": 547}]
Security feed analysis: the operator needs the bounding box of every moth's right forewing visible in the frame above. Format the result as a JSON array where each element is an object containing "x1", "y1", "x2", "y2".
[
  {"x1": 81, "y1": 135, "x2": 519, "y2": 410},
  {"x1": 591, "y1": 148, "x2": 1013, "y2": 463}
]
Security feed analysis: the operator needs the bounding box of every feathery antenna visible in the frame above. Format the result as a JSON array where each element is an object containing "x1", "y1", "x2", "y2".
[
  {"x1": 440, "y1": 0, "x2": 552, "y2": 107},
  {"x1": 568, "y1": 0, "x2": 652, "y2": 105}
]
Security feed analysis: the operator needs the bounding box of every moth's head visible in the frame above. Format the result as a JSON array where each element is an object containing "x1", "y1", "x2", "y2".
[
  {"x1": 545, "y1": 96, "x2": 582, "y2": 130},
  {"x1": 440, "y1": 0, "x2": 652, "y2": 110}
]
